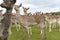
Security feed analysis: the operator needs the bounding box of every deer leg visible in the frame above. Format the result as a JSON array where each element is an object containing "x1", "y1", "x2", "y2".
[
  {"x1": 15, "y1": 21, "x2": 19, "y2": 32},
  {"x1": 18, "y1": 24, "x2": 21, "y2": 30},
  {"x1": 52, "y1": 23, "x2": 54, "y2": 28},
  {"x1": 49, "y1": 24, "x2": 52, "y2": 32},
  {"x1": 40, "y1": 26, "x2": 46, "y2": 40},
  {"x1": 58, "y1": 24, "x2": 60, "y2": 31},
  {"x1": 0, "y1": 33, "x2": 4, "y2": 40},
  {"x1": 29, "y1": 27, "x2": 32, "y2": 35},
  {"x1": 0, "y1": 37, "x2": 4, "y2": 40},
  {"x1": 9, "y1": 26, "x2": 12, "y2": 35},
  {"x1": 59, "y1": 28, "x2": 60, "y2": 31},
  {"x1": 0, "y1": 38, "x2": 2, "y2": 40},
  {"x1": 4, "y1": 37, "x2": 8, "y2": 40},
  {"x1": 40, "y1": 22, "x2": 46, "y2": 40},
  {"x1": 52, "y1": 23, "x2": 56, "y2": 29},
  {"x1": 21, "y1": 26, "x2": 25, "y2": 40},
  {"x1": 9, "y1": 23, "x2": 12, "y2": 35},
  {"x1": 25, "y1": 26, "x2": 30, "y2": 40},
  {"x1": 57, "y1": 23, "x2": 60, "y2": 31},
  {"x1": 3, "y1": 29, "x2": 9, "y2": 40},
  {"x1": 54, "y1": 23, "x2": 57, "y2": 28},
  {"x1": 45, "y1": 22, "x2": 47, "y2": 29}
]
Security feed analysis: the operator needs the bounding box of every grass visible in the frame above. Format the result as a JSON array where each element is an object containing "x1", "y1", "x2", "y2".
[{"x1": 9, "y1": 25, "x2": 60, "y2": 40}]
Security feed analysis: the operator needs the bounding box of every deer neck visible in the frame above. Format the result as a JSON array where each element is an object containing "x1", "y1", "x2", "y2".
[
  {"x1": 15, "y1": 10, "x2": 21, "y2": 19},
  {"x1": 24, "y1": 11, "x2": 27, "y2": 15},
  {"x1": 1, "y1": 9, "x2": 12, "y2": 30},
  {"x1": 16, "y1": 10, "x2": 20, "y2": 15},
  {"x1": 6, "y1": 9, "x2": 12, "y2": 13}
]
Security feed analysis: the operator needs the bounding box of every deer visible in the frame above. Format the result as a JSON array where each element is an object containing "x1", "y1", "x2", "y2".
[
  {"x1": 0, "y1": 0, "x2": 16, "y2": 40},
  {"x1": 43, "y1": 13, "x2": 60, "y2": 32},
  {"x1": 22, "y1": 6, "x2": 32, "y2": 16},
  {"x1": 35, "y1": 11, "x2": 41, "y2": 15},
  {"x1": 8, "y1": 3, "x2": 22, "y2": 35},
  {"x1": 43, "y1": 13, "x2": 57, "y2": 32},
  {"x1": 55, "y1": 15, "x2": 60, "y2": 31},
  {"x1": 14, "y1": 4, "x2": 46, "y2": 40},
  {"x1": 10, "y1": 13, "x2": 21, "y2": 32},
  {"x1": 0, "y1": 10, "x2": 7, "y2": 38},
  {"x1": 27, "y1": 12, "x2": 32, "y2": 16},
  {"x1": 12, "y1": 3, "x2": 22, "y2": 32},
  {"x1": 0, "y1": 10, "x2": 20, "y2": 34},
  {"x1": 22, "y1": 6, "x2": 29, "y2": 15},
  {"x1": 33, "y1": 11, "x2": 42, "y2": 16}
]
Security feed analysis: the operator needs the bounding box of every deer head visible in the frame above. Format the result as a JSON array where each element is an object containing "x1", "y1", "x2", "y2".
[
  {"x1": 0, "y1": 0, "x2": 16, "y2": 9},
  {"x1": 14, "y1": 3, "x2": 22, "y2": 11},
  {"x1": 22, "y1": 7, "x2": 29, "y2": 11},
  {"x1": 22, "y1": 7, "x2": 29, "y2": 15},
  {"x1": 19, "y1": 3, "x2": 22, "y2": 8}
]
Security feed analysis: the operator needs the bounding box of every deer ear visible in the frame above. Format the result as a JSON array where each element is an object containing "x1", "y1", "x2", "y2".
[
  {"x1": 22, "y1": 6, "x2": 24, "y2": 9},
  {"x1": 19, "y1": 3, "x2": 22, "y2": 7},
  {"x1": 28, "y1": 8, "x2": 29, "y2": 9},
  {"x1": 12, "y1": 0, "x2": 16, "y2": 4}
]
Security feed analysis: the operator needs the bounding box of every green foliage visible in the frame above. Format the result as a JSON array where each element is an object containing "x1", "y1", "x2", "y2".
[{"x1": 52, "y1": 12, "x2": 60, "y2": 15}]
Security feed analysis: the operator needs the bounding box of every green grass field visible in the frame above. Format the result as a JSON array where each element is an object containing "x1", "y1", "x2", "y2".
[{"x1": 9, "y1": 25, "x2": 60, "y2": 40}]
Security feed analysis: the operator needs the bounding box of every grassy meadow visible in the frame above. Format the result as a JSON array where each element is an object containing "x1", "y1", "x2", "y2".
[{"x1": 9, "y1": 24, "x2": 60, "y2": 40}]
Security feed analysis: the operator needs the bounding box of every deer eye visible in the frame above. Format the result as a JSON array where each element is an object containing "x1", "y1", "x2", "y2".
[{"x1": 10, "y1": 0, "x2": 16, "y2": 4}]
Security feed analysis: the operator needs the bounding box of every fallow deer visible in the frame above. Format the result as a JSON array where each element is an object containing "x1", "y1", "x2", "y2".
[
  {"x1": 14, "y1": 4, "x2": 46, "y2": 40},
  {"x1": 0, "y1": 0, "x2": 16, "y2": 40},
  {"x1": 11, "y1": 3, "x2": 22, "y2": 32},
  {"x1": 55, "y1": 15, "x2": 60, "y2": 31},
  {"x1": 44, "y1": 13, "x2": 57, "y2": 32}
]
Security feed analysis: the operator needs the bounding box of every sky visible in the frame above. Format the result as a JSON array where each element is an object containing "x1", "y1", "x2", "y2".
[{"x1": 0, "y1": 0, "x2": 60, "y2": 14}]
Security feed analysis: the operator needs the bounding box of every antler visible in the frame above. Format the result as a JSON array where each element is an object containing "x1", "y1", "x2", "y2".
[{"x1": 27, "y1": 7, "x2": 29, "y2": 10}]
